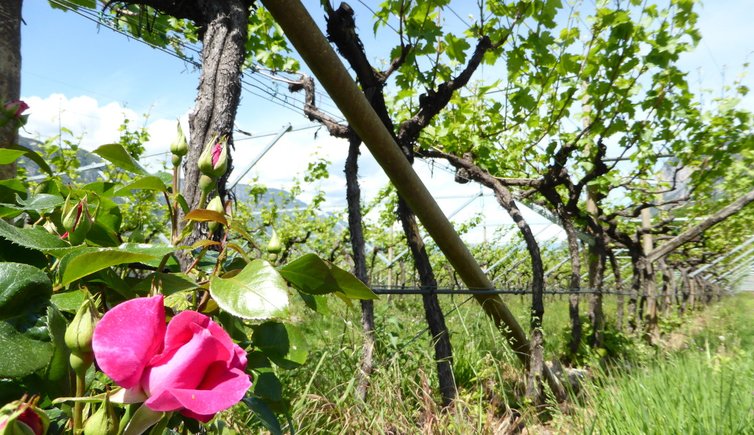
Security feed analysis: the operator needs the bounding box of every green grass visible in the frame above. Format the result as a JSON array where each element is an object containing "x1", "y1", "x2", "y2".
[
  {"x1": 571, "y1": 292, "x2": 754, "y2": 435},
  {"x1": 236, "y1": 291, "x2": 754, "y2": 433},
  {"x1": 269, "y1": 293, "x2": 624, "y2": 432}
]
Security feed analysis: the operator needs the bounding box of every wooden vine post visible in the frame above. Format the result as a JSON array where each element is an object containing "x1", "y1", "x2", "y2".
[
  {"x1": 641, "y1": 207, "x2": 658, "y2": 339},
  {"x1": 260, "y1": 0, "x2": 565, "y2": 398}
]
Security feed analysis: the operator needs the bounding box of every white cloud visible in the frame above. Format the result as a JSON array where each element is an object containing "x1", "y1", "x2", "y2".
[
  {"x1": 18, "y1": 93, "x2": 564, "y2": 247},
  {"x1": 20, "y1": 93, "x2": 186, "y2": 156}
]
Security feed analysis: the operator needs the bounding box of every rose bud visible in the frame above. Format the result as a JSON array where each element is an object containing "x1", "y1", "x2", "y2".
[
  {"x1": 0, "y1": 398, "x2": 49, "y2": 435},
  {"x1": 65, "y1": 298, "x2": 99, "y2": 376},
  {"x1": 170, "y1": 122, "x2": 188, "y2": 157},
  {"x1": 0, "y1": 100, "x2": 30, "y2": 129},
  {"x1": 61, "y1": 196, "x2": 93, "y2": 245},
  {"x1": 83, "y1": 393, "x2": 118, "y2": 435},
  {"x1": 170, "y1": 122, "x2": 188, "y2": 168},
  {"x1": 206, "y1": 196, "x2": 224, "y2": 234},
  {"x1": 198, "y1": 134, "x2": 228, "y2": 179}
]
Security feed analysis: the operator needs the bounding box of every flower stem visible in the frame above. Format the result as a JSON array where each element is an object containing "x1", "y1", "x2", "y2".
[{"x1": 73, "y1": 374, "x2": 86, "y2": 433}]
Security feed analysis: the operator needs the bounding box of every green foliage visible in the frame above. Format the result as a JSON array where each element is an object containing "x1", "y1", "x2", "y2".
[
  {"x1": 572, "y1": 294, "x2": 754, "y2": 434},
  {"x1": 0, "y1": 117, "x2": 372, "y2": 433}
]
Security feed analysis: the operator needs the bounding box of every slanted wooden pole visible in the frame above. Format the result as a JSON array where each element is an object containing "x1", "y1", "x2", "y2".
[{"x1": 259, "y1": 1, "x2": 560, "y2": 391}]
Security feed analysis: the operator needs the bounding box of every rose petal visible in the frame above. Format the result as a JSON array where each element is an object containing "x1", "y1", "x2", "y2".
[
  {"x1": 93, "y1": 295, "x2": 166, "y2": 388},
  {"x1": 142, "y1": 324, "x2": 228, "y2": 398},
  {"x1": 145, "y1": 366, "x2": 251, "y2": 418},
  {"x1": 155, "y1": 310, "x2": 245, "y2": 370}
]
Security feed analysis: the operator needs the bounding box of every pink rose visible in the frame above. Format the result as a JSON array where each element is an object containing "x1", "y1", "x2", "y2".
[
  {"x1": 4, "y1": 100, "x2": 29, "y2": 118},
  {"x1": 92, "y1": 295, "x2": 251, "y2": 422}
]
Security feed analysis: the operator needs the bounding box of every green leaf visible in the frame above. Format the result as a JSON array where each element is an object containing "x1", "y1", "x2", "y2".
[
  {"x1": 122, "y1": 404, "x2": 164, "y2": 435},
  {"x1": 0, "y1": 234, "x2": 49, "y2": 268},
  {"x1": 0, "y1": 263, "x2": 52, "y2": 321},
  {"x1": 209, "y1": 260, "x2": 289, "y2": 320},
  {"x1": 242, "y1": 397, "x2": 282, "y2": 435},
  {"x1": 51, "y1": 290, "x2": 87, "y2": 313},
  {"x1": 7, "y1": 143, "x2": 54, "y2": 175},
  {"x1": 278, "y1": 253, "x2": 330, "y2": 295},
  {"x1": 114, "y1": 176, "x2": 168, "y2": 196},
  {"x1": 279, "y1": 254, "x2": 377, "y2": 300},
  {"x1": 0, "y1": 320, "x2": 53, "y2": 378},
  {"x1": 444, "y1": 33, "x2": 470, "y2": 63},
  {"x1": 132, "y1": 272, "x2": 199, "y2": 296},
  {"x1": 93, "y1": 143, "x2": 148, "y2": 175},
  {"x1": 44, "y1": 304, "x2": 71, "y2": 383},
  {"x1": 0, "y1": 148, "x2": 26, "y2": 164},
  {"x1": 254, "y1": 372, "x2": 283, "y2": 403},
  {"x1": 251, "y1": 321, "x2": 308, "y2": 369},
  {"x1": 13, "y1": 193, "x2": 65, "y2": 212},
  {"x1": 0, "y1": 219, "x2": 70, "y2": 254},
  {"x1": 252, "y1": 371, "x2": 289, "y2": 414},
  {"x1": 184, "y1": 209, "x2": 228, "y2": 227},
  {"x1": 59, "y1": 244, "x2": 175, "y2": 286},
  {"x1": 329, "y1": 264, "x2": 378, "y2": 300}
]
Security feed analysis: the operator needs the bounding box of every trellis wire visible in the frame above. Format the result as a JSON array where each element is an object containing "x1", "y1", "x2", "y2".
[{"x1": 370, "y1": 286, "x2": 635, "y2": 296}]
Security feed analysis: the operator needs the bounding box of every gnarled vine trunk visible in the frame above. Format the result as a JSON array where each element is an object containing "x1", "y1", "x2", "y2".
[
  {"x1": 183, "y1": 1, "x2": 248, "y2": 217},
  {"x1": 0, "y1": 0, "x2": 22, "y2": 181},
  {"x1": 562, "y1": 217, "x2": 582, "y2": 361},
  {"x1": 344, "y1": 135, "x2": 376, "y2": 401}
]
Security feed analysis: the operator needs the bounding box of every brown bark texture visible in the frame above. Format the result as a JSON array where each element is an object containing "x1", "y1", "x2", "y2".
[
  {"x1": 561, "y1": 218, "x2": 582, "y2": 359},
  {"x1": 344, "y1": 135, "x2": 376, "y2": 401},
  {"x1": 607, "y1": 248, "x2": 625, "y2": 331},
  {"x1": 0, "y1": 0, "x2": 22, "y2": 180}
]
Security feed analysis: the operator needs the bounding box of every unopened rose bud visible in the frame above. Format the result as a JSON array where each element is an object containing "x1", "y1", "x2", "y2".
[
  {"x1": 207, "y1": 196, "x2": 224, "y2": 234},
  {"x1": 0, "y1": 398, "x2": 49, "y2": 435},
  {"x1": 65, "y1": 298, "x2": 99, "y2": 376},
  {"x1": 62, "y1": 196, "x2": 92, "y2": 245},
  {"x1": 198, "y1": 174, "x2": 215, "y2": 197},
  {"x1": 170, "y1": 122, "x2": 188, "y2": 157},
  {"x1": 83, "y1": 393, "x2": 118, "y2": 435},
  {"x1": 4, "y1": 100, "x2": 29, "y2": 118},
  {"x1": 0, "y1": 100, "x2": 29, "y2": 129},
  {"x1": 198, "y1": 134, "x2": 228, "y2": 179}
]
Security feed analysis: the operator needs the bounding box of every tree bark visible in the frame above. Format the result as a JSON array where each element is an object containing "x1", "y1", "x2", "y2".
[
  {"x1": 420, "y1": 150, "x2": 550, "y2": 404},
  {"x1": 657, "y1": 260, "x2": 674, "y2": 314},
  {"x1": 0, "y1": 0, "x2": 22, "y2": 180},
  {"x1": 562, "y1": 217, "x2": 582, "y2": 363},
  {"x1": 183, "y1": 1, "x2": 248, "y2": 214},
  {"x1": 344, "y1": 135, "x2": 376, "y2": 401},
  {"x1": 607, "y1": 248, "x2": 625, "y2": 332},
  {"x1": 397, "y1": 198, "x2": 457, "y2": 407},
  {"x1": 627, "y1": 250, "x2": 642, "y2": 333},
  {"x1": 679, "y1": 268, "x2": 690, "y2": 315},
  {"x1": 587, "y1": 236, "x2": 606, "y2": 348}
]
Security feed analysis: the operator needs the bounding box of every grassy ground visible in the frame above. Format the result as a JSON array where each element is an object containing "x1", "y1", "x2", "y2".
[
  {"x1": 240, "y1": 292, "x2": 754, "y2": 433},
  {"x1": 564, "y1": 292, "x2": 754, "y2": 435}
]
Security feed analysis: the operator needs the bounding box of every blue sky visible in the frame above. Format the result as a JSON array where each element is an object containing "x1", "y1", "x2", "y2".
[{"x1": 18, "y1": 1, "x2": 754, "y2": 244}]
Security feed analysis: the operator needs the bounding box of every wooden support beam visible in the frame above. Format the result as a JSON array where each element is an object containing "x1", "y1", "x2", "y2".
[{"x1": 260, "y1": 0, "x2": 533, "y2": 363}]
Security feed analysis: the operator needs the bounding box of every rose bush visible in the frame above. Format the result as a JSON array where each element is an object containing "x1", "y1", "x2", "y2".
[{"x1": 92, "y1": 295, "x2": 251, "y2": 422}]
